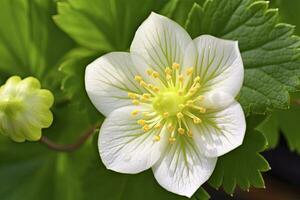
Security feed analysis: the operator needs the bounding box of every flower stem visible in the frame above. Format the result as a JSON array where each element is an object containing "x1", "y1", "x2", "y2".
[{"x1": 40, "y1": 122, "x2": 102, "y2": 152}]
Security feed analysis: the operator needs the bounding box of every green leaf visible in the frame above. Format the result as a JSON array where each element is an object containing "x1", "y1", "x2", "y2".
[
  {"x1": 257, "y1": 114, "x2": 280, "y2": 149},
  {"x1": 208, "y1": 128, "x2": 270, "y2": 194},
  {"x1": 256, "y1": 102, "x2": 300, "y2": 153},
  {"x1": 160, "y1": 0, "x2": 206, "y2": 26},
  {"x1": 59, "y1": 47, "x2": 101, "y2": 120},
  {"x1": 191, "y1": 187, "x2": 210, "y2": 200},
  {"x1": 54, "y1": 0, "x2": 169, "y2": 52},
  {"x1": 185, "y1": 0, "x2": 300, "y2": 115},
  {"x1": 270, "y1": 0, "x2": 300, "y2": 35},
  {"x1": 0, "y1": 0, "x2": 74, "y2": 88}
]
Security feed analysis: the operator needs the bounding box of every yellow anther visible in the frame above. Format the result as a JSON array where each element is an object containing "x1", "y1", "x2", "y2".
[
  {"x1": 172, "y1": 63, "x2": 180, "y2": 70},
  {"x1": 131, "y1": 110, "x2": 139, "y2": 116},
  {"x1": 168, "y1": 137, "x2": 176, "y2": 144},
  {"x1": 140, "y1": 96, "x2": 147, "y2": 102},
  {"x1": 128, "y1": 92, "x2": 137, "y2": 99},
  {"x1": 167, "y1": 124, "x2": 175, "y2": 132},
  {"x1": 178, "y1": 104, "x2": 185, "y2": 109},
  {"x1": 148, "y1": 84, "x2": 154, "y2": 89},
  {"x1": 165, "y1": 67, "x2": 172, "y2": 75},
  {"x1": 194, "y1": 83, "x2": 201, "y2": 89},
  {"x1": 137, "y1": 119, "x2": 146, "y2": 126},
  {"x1": 194, "y1": 76, "x2": 201, "y2": 82},
  {"x1": 140, "y1": 81, "x2": 147, "y2": 87},
  {"x1": 187, "y1": 130, "x2": 193, "y2": 137},
  {"x1": 152, "y1": 71, "x2": 160, "y2": 78},
  {"x1": 178, "y1": 128, "x2": 185, "y2": 135},
  {"x1": 153, "y1": 87, "x2": 160, "y2": 93},
  {"x1": 178, "y1": 89, "x2": 184, "y2": 96},
  {"x1": 142, "y1": 93, "x2": 151, "y2": 99},
  {"x1": 143, "y1": 124, "x2": 150, "y2": 132},
  {"x1": 135, "y1": 75, "x2": 143, "y2": 82},
  {"x1": 147, "y1": 69, "x2": 153, "y2": 76},
  {"x1": 177, "y1": 112, "x2": 184, "y2": 119},
  {"x1": 197, "y1": 95, "x2": 205, "y2": 101},
  {"x1": 166, "y1": 74, "x2": 172, "y2": 81},
  {"x1": 199, "y1": 107, "x2": 206, "y2": 113},
  {"x1": 186, "y1": 100, "x2": 194, "y2": 106},
  {"x1": 163, "y1": 112, "x2": 169, "y2": 118},
  {"x1": 193, "y1": 117, "x2": 202, "y2": 124},
  {"x1": 153, "y1": 135, "x2": 160, "y2": 142},
  {"x1": 179, "y1": 74, "x2": 184, "y2": 82},
  {"x1": 186, "y1": 67, "x2": 194, "y2": 76},
  {"x1": 154, "y1": 123, "x2": 161, "y2": 129},
  {"x1": 132, "y1": 100, "x2": 140, "y2": 105},
  {"x1": 189, "y1": 88, "x2": 197, "y2": 95}
]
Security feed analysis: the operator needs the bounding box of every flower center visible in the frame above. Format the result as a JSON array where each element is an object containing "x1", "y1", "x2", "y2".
[
  {"x1": 152, "y1": 91, "x2": 185, "y2": 116},
  {"x1": 128, "y1": 63, "x2": 207, "y2": 144}
]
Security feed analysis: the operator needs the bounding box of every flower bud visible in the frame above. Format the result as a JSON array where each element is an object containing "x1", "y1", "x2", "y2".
[{"x1": 0, "y1": 76, "x2": 54, "y2": 142}]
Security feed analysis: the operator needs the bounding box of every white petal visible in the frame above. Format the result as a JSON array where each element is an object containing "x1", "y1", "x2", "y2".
[
  {"x1": 190, "y1": 101, "x2": 246, "y2": 157},
  {"x1": 130, "y1": 12, "x2": 193, "y2": 80},
  {"x1": 85, "y1": 52, "x2": 148, "y2": 116},
  {"x1": 184, "y1": 35, "x2": 244, "y2": 108},
  {"x1": 99, "y1": 106, "x2": 168, "y2": 174},
  {"x1": 152, "y1": 137, "x2": 217, "y2": 197}
]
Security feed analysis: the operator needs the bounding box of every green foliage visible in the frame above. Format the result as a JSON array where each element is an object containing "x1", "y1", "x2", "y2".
[
  {"x1": 208, "y1": 120, "x2": 270, "y2": 194},
  {"x1": 259, "y1": 104, "x2": 300, "y2": 154},
  {"x1": 185, "y1": 0, "x2": 300, "y2": 115},
  {"x1": 54, "y1": 0, "x2": 168, "y2": 51},
  {"x1": 0, "y1": 0, "x2": 300, "y2": 199},
  {"x1": 0, "y1": 0, "x2": 74, "y2": 88}
]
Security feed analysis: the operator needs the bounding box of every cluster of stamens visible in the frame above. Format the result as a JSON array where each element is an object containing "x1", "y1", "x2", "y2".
[{"x1": 129, "y1": 63, "x2": 207, "y2": 144}]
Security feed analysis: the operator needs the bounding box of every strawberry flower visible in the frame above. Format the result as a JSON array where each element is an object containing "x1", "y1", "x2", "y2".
[{"x1": 85, "y1": 12, "x2": 246, "y2": 197}]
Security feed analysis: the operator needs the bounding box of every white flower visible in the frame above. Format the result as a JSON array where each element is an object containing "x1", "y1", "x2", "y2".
[{"x1": 85, "y1": 12, "x2": 246, "y2": 197}]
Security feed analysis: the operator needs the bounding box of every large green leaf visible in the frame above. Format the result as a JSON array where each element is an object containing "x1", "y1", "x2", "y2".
[
  {"x1": 54, "y1": 0, "x2": 168, "y2": 52},
  {"x1": 0, "y1": 0, "x2": 74, "y2": 89},
  {"x1": 185, "y1": 0, "x2": 300, "y2": 115}
]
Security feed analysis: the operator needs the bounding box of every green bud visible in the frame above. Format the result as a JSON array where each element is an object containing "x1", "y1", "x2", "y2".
[{"x1": 0, "y1": 76, "x2": 54, "y2": 142}]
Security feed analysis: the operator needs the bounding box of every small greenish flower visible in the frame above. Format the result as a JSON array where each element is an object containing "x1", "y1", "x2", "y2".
[
  {"x1": 85, "y1": 12, "x2": 246, "y2": 197},
  {"x1": 0, "y1": 76, "x2": 54, "y2": 142}
]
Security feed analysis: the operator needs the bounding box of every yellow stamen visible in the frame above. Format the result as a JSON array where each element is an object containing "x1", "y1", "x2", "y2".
[
  {"x1": 187, "y1": 130, "x2": 193, "y2": 137},
  {"x1": 186, "y1": 100, "x2": 194, "y2": 106},
  {"x1": 172, "y1": 63, "x2": 180, "y2": 70},
  {"x1": 194, "y1": 76, "x2": 201, "y2": 82},
  {"x1": 153, "y1": 135, "x2": 160, "y2": 142},
  {"x1": 152, "y1": 71, "x2": 160, "y2": 78},
  {"x1": 193, "y1": 117, "x2": 202, "y2": 124},
  {"x1": 169, "y1": 137, "x2": 176, "y2": 144},
  {"x1": 128, "y1": 92, "x2": 137, "y2": 99},
  {"x1": 140, "y1": 81, "x2": 147, "y2": 87},
  {"x1": 163, "y1": 112, "x2": 169, "y2": 118},
  {"x1": 131, "y1": 110, "x2": 139, "y2": 116},
  {"x1": 143, "y1": 124, "x2": 150, "y2": 132},
  {"x1": 186, "y1": 67, "x2": 194, "y2": 76},
  {"x1": 199, "y1": 107, "x2": 206, "y2": 113},
  {"x1": 154, "y1": 123, "x2": 161, "y2": 129},
  {"x1": 178, "y1": 128, "x2": 185, "y2": 135},
  {"x1": 132, "y1": 100, "x2": 139, "y2": 105},
  {"x1": 142, "y1": 93, "x2": 151, "y2": 99},
  {"x1": 177, "y1": 112, "x2": 184, "y2": 119},
  {"x1": 135, "y1": 75, "x2": 143, "y2": 82},
  {"x1": 153, "y1": 87, "x2": 160, "y2": 93},
  {"x1": 178, "y1": 74, "x2": 184, "y2": 82},
  {"x1": 166, "y1": 74, "x2": 172, "y2": 81},
  {"x1": 167, "y1": 124, "x2": 175, "y2": 132},
  {"x1": 147, "y1": 69, "x2": 153, "y2": 76},
  {"x1": 137, "y1": 119, "x2": 146, "y2": 126},
  {"x1": 178, "y1": 104, "x2": 185, "y2": 109},
  {"x1": 165, "y1": 67, "x2": 172, "y2": 75}
]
